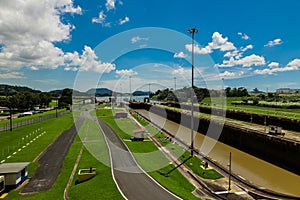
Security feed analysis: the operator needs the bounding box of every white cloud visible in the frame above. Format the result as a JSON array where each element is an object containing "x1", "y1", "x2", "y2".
[
  {"x1": 57, "y1": 0, "x2": 82, "y2": 14},
  {"x1": 216, "y1": 54, "x2": 266, "y2": 67},
  {"x1": 238, "y1": 32, "x2": 250, "y2": 40},
  {"x1": 224, "y1": 45, "x2": 253, "y2": 60},
  {"x1": 131, "y1": 36, "x2": 149, "y2": 44},
  {"x1": 185, "y1": 44, "x2": 212, "y2": 54},
  {"x1": 171, "y1": 66, "x2": 192, "y2": 79},
  {"x1": 209, "y1": 32, "x2": 237, "y2": 51},
  {"x1": 116, "y1": 69, "x2": 138, "y2": 76},
  {"x1": 268, "y1": 62, "x2": 279, "y2": 68},
  {"x1": 92, "y1": 11, "x2": 111, "y2": 27},
  {"x1": 185, "y1": 32, "x2": 236, "y2": 55},
  {"x1": 0, "y1": 1, "x2": 115, "y2": 73},
  {"x1": 105, "y1": 0, "x2": 116, "y2": 11},
  {"x1": 254, "y1": 59, "x2": 300, "y2": 75},
  {"x1": 219, "y1": 71, "x2": 236, "y2": 77},
  {"x1": 0, "y1": 72, "x2": 24, "y2": 79},
  {"x1": 119, "y1": 16, "x2": 130, "y2": 25},
  {"x1": 264, "y1": 38, "x2": 283, "y2": 47},
  {"x1": 0, "y1": 0, "x2": 83, "y2": 71},
  {"x1": 64, "y1": 46, "x2": 116, "y2": 73},
  {"x1": 174, "y1": 51, "x2": 188, "y2": 58}
]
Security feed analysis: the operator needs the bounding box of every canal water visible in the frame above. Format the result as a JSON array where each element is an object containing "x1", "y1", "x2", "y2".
[{"x1": 136, "y1": 109, "x2": 300, "y2": 197}]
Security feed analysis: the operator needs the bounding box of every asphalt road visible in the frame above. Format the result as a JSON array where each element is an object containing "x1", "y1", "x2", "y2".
[
  {"x1": 97, "y1": 119, "x2": 181, "y2": 200},
  {"x1": 21, "y1": 118, "x2": 83, "y2": 194}
]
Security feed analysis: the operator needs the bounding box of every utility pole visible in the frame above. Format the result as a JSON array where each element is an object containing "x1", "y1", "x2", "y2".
[
  {"x1": 129, "y1": 75, "x2": 132, "y2": 101},
  {"x1": 228, "y1": 152, "x2": 232, "y2": 191},
  {"x1": 188, "y1": 26, "x2": 198, "y2": 156}
]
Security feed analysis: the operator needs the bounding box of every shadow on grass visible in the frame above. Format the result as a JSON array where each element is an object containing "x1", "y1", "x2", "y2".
[{"x1": 159, "y1": 156, "x2": 192, "y2": 177}]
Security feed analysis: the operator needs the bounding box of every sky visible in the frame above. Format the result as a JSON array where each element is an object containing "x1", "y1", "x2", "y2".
[{"x1": 0, "y1": 0, "x2": 300, "y2": 92}]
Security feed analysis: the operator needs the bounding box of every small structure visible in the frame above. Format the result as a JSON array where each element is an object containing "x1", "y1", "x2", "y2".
[
  {"x1": 0, "y1": 175, "x2": 4, "y2": 193},
  {"x1": 131, "y1": 128, "x2": 145, "y2": 141},
  {"x1": 115, "y1": 111, "x2": 128, "y2": 119},
  {"x1": 269, "y1": 125, "x2": 284, "y2": 135},
  {"x1": 0, "y1": 162, "x2": 30, "y2": 189},
  {"x1": 77, "y1": 168, "x2": 96, "y2": 183}
]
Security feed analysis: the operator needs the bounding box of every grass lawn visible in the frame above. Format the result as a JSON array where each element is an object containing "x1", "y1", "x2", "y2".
[
  {"x1": 68, "y1": 119, "x2": 123, "y2": 200},
  {"x1": 132, "y1": 113, "x2": 223, "y2": 180},
  {"x1": 96, "y1": 107, "x2": 201, "y2": 200},
  {"x1": 0, "y1": 108, "x2": 67, "y2": 127},
  {"x1": 202, "y1": 97, "x2": 300, "y2": 119},
  {"x1": 3, "y1": 113, "x2": 75, "y2": 199}
]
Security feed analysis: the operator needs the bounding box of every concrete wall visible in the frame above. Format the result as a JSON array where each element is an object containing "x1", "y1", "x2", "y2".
[
  {"x1": 130, "y1": 102, "x2": 300, "y2": 175},
  {"x1": 159, "y1": 102, "x2": 300, "y2": 132}
]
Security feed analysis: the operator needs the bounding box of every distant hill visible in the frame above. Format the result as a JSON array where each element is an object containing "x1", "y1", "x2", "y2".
[
  {"x1": 0, "y1": 84, "x2": 41, "y2": 96},
  {"x1": 49, "y1": 89, "x2": 88, "y2": 97},
  {"x1": 86, "y1": 88, "x2": 113, "y2": 96},
  {"x1": 133, "y1": 91, "x2": 150, "y2": 96}
]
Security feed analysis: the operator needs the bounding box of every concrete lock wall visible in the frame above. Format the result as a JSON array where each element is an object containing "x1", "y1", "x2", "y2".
[
  {"x1": 159, "y1": 102, "x2": 300, "y2": 132},
  {"x1": 129, "y1": 103, "x2": 300, "y2": 175}
]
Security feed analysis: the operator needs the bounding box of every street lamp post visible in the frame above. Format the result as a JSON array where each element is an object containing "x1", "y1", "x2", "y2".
[
  {"x1": 56, "y1": 98, "x2": 58, "y2": 118},
  {"x1": 129, "y1": 76, "x2": 132, "y2": 101},
  {"x1": 188, "y1": 26, "x2": 198, "y2": 156}
]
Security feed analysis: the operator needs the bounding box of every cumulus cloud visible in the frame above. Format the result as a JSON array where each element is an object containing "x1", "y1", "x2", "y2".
[
  {"x1": 105, "y1": 0, "x2": 116, "y2": 11},
  {"x1": 174, "y1": 51, "x2": 188, "y2": 58},
  {"x1": 93, "y1": 0, "x2": 128, "y2": 27},
  {"x1": 185, "y1": 44, "x2": 212, "y2": 54},
  {"x1": 116, "y1": 69, "x2": 138, "y2": 76},
  {"x1": 171, "y1": 66, "x2": 192, "y2": 78},
  {"x1": 0, "y1": 1, "x2": 115, "y2": 74},
  {"x1": 219, "y1": 71, "x2": 236, "y2": 77},
  {"x1": 185, "y1": 32, "x2": 236, "y2": 55},
  {"x1": 254, "y1": 59, "x2": 300, "y2": 75},
  {"x1": 92, "y1": 11, "x2": 111, "y2": 27},
  {"x1": 64, "y1": 46, "x2": 116, "y2": 73},
  {"x1": 216, "y1": 54, "x2": 266, "y2": 68},
  {"x1": 119, "y1": 16, "x2": 130, "y2": 25},
  {"x1": 268, "y1": 62, "x2": 280, "y2": 68},
  {"x1": 238, "y1": 32, "x2": 250, "y2": 40},
  {"x1": 131, "y1": 36, "x2": 149, "y2": 44},
  {"x1": 0, "y1": 72, "x2": 24, "y2": 79},
  {"x1": 264, "y1": 38, "x2": 283, "y2": 47}
]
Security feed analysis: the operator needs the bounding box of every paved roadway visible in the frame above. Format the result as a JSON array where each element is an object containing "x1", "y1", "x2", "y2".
[
  {"x1": 21, "y1": 118, "x2": 83, "y2": 194},
  {"x1": 97, "y1": 119, "x2": 181, "y2": 200}
]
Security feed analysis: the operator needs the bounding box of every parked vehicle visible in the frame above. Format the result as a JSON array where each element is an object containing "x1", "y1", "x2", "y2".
[{"x1": 269, "y1": 125, "x2": 285, "y2": 136}]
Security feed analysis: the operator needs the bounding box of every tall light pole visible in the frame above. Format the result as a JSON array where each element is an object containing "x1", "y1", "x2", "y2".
[
  {"x1": 174, "y1": 77, "x2": 177, "y2": 91},
  {"x1": 148, "y1": 83, "x2": 151, "y2": 99},
  {"x1": 188, "y1": 26, "x2": 198, "y2": 156},
  {"x1": 129, "y1": 75, "x2": 132, "y2": 101}
]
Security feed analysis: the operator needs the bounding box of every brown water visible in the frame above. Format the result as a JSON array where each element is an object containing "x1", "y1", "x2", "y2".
[{"x1": 136, "y1": 109, "x2": 300, "y2": 197}]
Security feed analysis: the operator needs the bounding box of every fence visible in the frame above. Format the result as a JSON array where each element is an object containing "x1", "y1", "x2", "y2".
[{"x1": 0, "y1": 110, "x2": 71, "y2": 132}]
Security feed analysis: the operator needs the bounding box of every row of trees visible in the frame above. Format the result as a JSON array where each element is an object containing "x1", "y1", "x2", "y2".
[
  {"x1": 0, "y1": 88, "x2": 72, "y2": 111},
  {"x1": 151, "y1": 86, "x2": 249, "y2": 103}
]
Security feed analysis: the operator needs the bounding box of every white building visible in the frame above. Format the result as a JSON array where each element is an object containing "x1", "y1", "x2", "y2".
[{"x1": 276, "y1": 88, "x2": 300, "y2": 94}]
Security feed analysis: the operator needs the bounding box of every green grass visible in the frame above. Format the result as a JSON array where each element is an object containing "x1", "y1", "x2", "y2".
[
  {"x1": 150, "y1": 164, "x2": 200, "y2": 200},
  {"x1": 180, "y1": 152, "x2": 224, "y2": 180},
  {"x1": 132, "y1": 113, "x2": 223, "y2": 180},
  {"x1": 97, "y1": 108, "x2": 201, "y2": 200},
  {"x1": 1, "y1": 114, "x2": 74, "y2": 163},
  {"x1": 0, "y1": 108, "x2": 67, "y2": 126},
  {"x1": 184, "y1": 97, "x2": 300, "y2": 120},
  {"x1": 5, "y1": 133, "x2": 82, "y2": 200},
  {"x1": 68, "y1": 119, "x2": 123, "y2": 200}
]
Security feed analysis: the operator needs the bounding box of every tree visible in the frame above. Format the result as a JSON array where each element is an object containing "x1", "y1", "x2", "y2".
[{"x1": 58, "y1": 88, "x2": 72, "y2": 108}]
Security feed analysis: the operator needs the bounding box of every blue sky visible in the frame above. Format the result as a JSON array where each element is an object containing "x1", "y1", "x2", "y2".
[{"x1": 0, "y1": 0, "x2": 300, "y2": 92}]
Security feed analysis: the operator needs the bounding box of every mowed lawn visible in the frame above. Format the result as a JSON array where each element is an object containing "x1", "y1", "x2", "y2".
[
  {"x1": 2, "y1": 113, "x2": 75, "y2": 199},
  {"x1": 96, "y1": 107, "x2": 201, "y2": 200}
]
